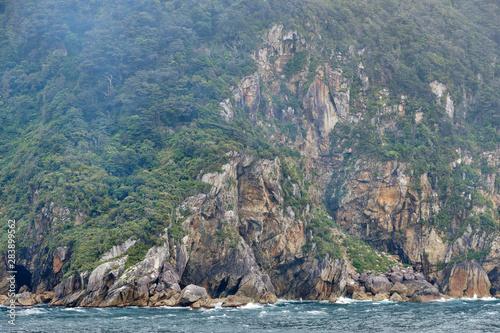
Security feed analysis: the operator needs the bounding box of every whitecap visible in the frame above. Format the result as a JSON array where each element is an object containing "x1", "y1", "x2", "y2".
[
  {"x1": 18, "y1": 308, "x2": 47, "y2": 316},
  {"x1": 61, "y1": 307, "x2": 86, "y2": 312},
  {"x1": 335, "y1": 297, "x2": 361, "y2": 304},
  {"x1": 208, "y1": 314, "x2": 228, "y2": 319},
  {"x1": 461, "y1": 296, "x2": 498, "y2": 301},
  {"x1": 258, "y1": 311, "x2": 267, "y2": 317},
  {"x1": 306, "y1": 310, "x2": 326, "y2": 315},
  {"x1": 240, "y1": 303, "x2": 264, "y2": 309}
]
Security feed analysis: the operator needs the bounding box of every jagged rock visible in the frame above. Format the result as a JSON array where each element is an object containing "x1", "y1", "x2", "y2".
[
  {"x1": 179, "y1": 285, "x2": 209, "y2": 306},
  {"x1": 389, "y1": 292, "x2": 403, "y2": 302},
  {"x1": 346, "y1": 282, "x2": 359, "y2": 294},
  {"x1": 373, "y1": 292, "x2": 389, "y2": 301},
  {"x1": 390, "y1": 282, "x2": 409, "y2": 297},
  {"x1": 387, "y1": 272, "x2": 403, "y2": 284},
  {"x1": 358, "y1": 273, "x2": 369, "y2": 284},
  {"x1": 191, "y1": 298, "x2": 214, "y2": 309},
  {"x1": 35, "y1": 291, "x2": 54, "y2": 304},
  {"x1": 414, "y1": 273, "x2": 425, "y2": 281},
  {"x1": 441, "y1": 260, "x2": 491, "y2": 298},
  {"x1": 221, "y1": 295, "x2": 254, "y2": 308},
  {"x1": 352, "y1": 290, "x2": 369, "y2": 301},
  {"x1": 411, "y1": 287, "x2": 440, "y2": 303},
  {"x1": 16, "y1": 292, "x2": 36, "y2": 306},
  {"x1": 403, "y1": 273, "x2": 415, "y2": 281}
]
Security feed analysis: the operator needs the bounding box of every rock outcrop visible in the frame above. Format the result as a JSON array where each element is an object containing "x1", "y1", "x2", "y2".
[{"x1": 440, "y1": 260, "x2": 491, "y2": 298}]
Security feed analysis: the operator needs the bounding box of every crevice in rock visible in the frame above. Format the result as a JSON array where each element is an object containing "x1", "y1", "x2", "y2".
[{"x1": 15, "y1": 264, "x2": 32, "y2": 293}]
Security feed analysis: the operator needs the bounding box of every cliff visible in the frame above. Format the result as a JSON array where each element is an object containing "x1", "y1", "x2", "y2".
[{"x1": 0, "y1": 0, "x2": 499, "y2": 307}]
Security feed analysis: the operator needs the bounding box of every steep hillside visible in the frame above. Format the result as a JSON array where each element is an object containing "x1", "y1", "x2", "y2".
[{"x1": 0, "y1": 0, "x2": 499, "y2": 305}]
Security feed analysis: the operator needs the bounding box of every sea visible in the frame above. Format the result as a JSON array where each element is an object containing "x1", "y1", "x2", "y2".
[{"x1": 1, "y1": 297, "x2": 499, "y2": 332}]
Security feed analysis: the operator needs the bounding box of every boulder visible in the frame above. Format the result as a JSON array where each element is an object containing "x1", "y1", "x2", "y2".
[
  {"x1": 389, "y1": 292, "x2": 403, "y2": 302},
  {"x1": 366, "y1": 276, "x2": 391, "y2": 294},
  {"x1": 414, "y1": 273, "x2": 425, "y2": 281},
  {"x1": 390, "y1": 282, "x2": 409, "y2": 297},
  {"x1": 358, "y1": 273, "x2": 369, "y2": 285},
  {"x1": 410, "y1": 287, "x2": 440, "y2": 303},
  {"x1": 191, "y1": 298, "x2": 214, "y2": 309},
  {"x1": 352, "y1": 290, "x2": 369, "y2": 301},
  {"x1": 403, "y1": 273, "x2": 415, "y2": 281},
  {"x1": 387, "y1": 272, "x2": 403, "y2": 284},
  {"x1": 221, "y1": 295, "x2": 254, "y2": 308},
  {"x1": 36, "y1": 291, "x2": 54, "y2": 304},
  {"x1": 346, "y1": 282, "x2": 359, "y2": 294},
  {"x1": 373, "y1": 292, "x2": 389, "y2": 301},
  {"x1": 16, "y1": 292, "x2": 36, "y2": 306},
  {"x1": 403, "y1": 280, "x2": 440, "y2": 302},
  {"x1": 179, "y1": 285, "x2": 209, "y2": 306}
]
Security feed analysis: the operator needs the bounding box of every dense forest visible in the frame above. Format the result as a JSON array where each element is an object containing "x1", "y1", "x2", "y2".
[{"x1": 0, "y1": 0, "x2": 499, "y2": 282}]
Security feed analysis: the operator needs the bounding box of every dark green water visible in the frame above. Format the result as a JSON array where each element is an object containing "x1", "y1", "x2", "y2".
[{"x1": 1, "y1": 298, "x2": 499, "y2": 332}]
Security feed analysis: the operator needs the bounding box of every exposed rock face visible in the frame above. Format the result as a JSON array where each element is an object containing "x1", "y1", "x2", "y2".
[
  {"x1": 99, "y1": 238, "x2": 136, "y2": 262},
  {"x1": 430, "y1": 81, "x2": 454, "y2": 119},
  {"x1": 441, "y1": 261, "x2": 491, "y2": 298},
  {"x1": 303, "y1": 76, "x2": 338, "y2": 138},
  {"x1": 234, "y1": 73, "x2": 261, "y2": 118}
]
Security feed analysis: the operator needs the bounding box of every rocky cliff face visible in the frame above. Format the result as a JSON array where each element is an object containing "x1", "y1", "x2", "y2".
[{"x1": 2, "y1": 23, "x2": 499, "y2": 307}]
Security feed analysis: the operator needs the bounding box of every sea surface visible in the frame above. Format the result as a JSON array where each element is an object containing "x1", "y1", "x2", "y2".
[{"x1": 1, "y1": 298, "x2": 499, "y2": 332}]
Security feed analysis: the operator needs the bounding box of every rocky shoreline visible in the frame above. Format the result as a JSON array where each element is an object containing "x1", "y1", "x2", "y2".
[{"x1": 3, "y1": 263, "x2": 498, "y2": 309}]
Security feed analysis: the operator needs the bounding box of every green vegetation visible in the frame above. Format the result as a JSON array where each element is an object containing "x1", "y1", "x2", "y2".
[
  {"x1": 304, "y1": 212, "x2": 343, "y2": 260},
  {"x1": 343, "y1": 237, "x2": 399, "y2": 273}
]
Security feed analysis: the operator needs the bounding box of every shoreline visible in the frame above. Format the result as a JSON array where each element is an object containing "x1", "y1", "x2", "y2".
[{"x1": 2, "y1": 295, "x2": 499, "y2": 309}]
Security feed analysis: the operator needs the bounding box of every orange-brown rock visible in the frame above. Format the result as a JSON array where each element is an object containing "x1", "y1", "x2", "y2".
[{"x1": 441, "y1": 260, "x2": 491, "y2": 298}]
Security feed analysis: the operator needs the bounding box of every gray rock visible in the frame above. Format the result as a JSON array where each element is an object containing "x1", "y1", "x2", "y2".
[
  {"x1": 366, "y1": 275, "x2": 391, "y2": 294},
  {"x1": 389, "y1": 292, "x2": 403, "y2": 302},
  {"x1": 387, "y1": 272, "x2": 403, "y2": 284},
  {"x1": 179, "y1": 285, "x2": 208, "y2": 306}
]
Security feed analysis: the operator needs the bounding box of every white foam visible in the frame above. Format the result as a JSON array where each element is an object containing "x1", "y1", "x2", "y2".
[
  {"x1": 240, "y1": 303, "x2": 264, "y2": 309},
  {"x1": 335, "y1": 297, "x2": 362, "y2": 304},
  {"x1": 306, "y1": 310, "x2": 326, "y2": 315},
  {"x1": 460, "y1": 296, "x2": 498, "y2": 301},
  {"x1": 258, "y1": 311, "x2": 267, "y2": 317},
  {"x1": 61, "y1": 307, "x2": 86, "y2": 312},
  {"x1": 208, "y1": 314, "x2": 227, "y2": 319},
  {"x1": 18, "y1": 308, "x2": 47, "y2": 316}
]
